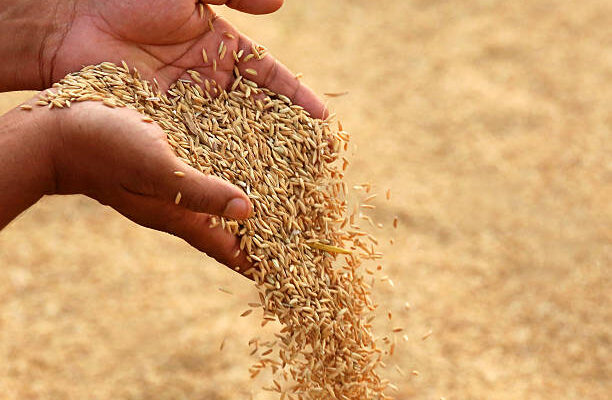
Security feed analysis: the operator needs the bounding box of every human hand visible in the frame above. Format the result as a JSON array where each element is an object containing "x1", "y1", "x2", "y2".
[
  {"x1": 0, "y1": 100, "x2": 253, "y2": 271},
  {"x1": 0, "y1": 0, "x2": 326, "y2": 118}
]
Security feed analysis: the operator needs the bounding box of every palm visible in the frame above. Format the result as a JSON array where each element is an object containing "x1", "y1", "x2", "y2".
[
  {"x1": 53, "y1": 101, "x2": 252, "y2": 270},
  {"x1": 49, "y1": 0, "x2": 324, "y2": 117}
]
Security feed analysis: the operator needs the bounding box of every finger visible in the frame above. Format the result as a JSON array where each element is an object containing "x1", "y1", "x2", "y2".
[
  {"x1": 78, "y1": 105, "x2": 252, "y2": 220},
  {"x1": 115, "y1": 191, "x2": 252, "y2": 273},
  {"x1": 152, "y1": 155, "x2": 253, "y2": 220},
  {"x1": 206, "y1": 0, "x2": 284, "y2": 15},
  {"x1": 236, "y1": 34, "x2": 328, "y2": 119}
]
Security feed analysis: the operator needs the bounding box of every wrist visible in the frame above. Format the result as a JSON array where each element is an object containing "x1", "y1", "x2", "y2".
[
  {"x1": 0, "y1": 102, "x2": 58, "y2": 228},
  {"x1": 0, "y1": 0, "x2": 71, "y2": 91}
]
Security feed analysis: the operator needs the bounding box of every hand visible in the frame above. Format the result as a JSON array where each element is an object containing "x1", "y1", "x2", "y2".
[
  {"x1": 0, "y1": 100, "x2": 253, "y2": 271},
  {"x1": 0, "y1": 0, "x2": 326, "y2": 118}
]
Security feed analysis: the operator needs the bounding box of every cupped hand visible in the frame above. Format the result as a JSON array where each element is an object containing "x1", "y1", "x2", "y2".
[
  {"x1": 1, "y1": 0, "x2": 327, "y2": 270},
  {"x1": 49, "y1": 101, "x2": 253, "y2": 271},
  {"x1": 42, "y1": 0, "x2": 326, "y2": 118}
]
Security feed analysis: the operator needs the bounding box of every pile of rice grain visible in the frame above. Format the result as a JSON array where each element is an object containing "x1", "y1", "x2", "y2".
[{"x1": 35, "y1": 61, "x2": 394, "y2": 400}]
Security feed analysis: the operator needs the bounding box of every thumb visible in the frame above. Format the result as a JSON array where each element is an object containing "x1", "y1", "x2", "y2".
[{"x1": 153, "y1": 157, "x2": 253, "y2": 219}]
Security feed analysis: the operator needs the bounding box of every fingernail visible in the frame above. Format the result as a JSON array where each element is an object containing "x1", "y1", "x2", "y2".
[{"x1": 223, "y1": 198, "x2": 251, "y2": 219}]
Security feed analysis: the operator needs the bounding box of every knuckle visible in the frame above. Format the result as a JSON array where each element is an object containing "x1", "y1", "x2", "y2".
[{"x1": 190, "y1": 191, "x2": 216, "y2": 214}]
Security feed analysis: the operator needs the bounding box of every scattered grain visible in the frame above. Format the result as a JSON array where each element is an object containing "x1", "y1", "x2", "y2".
[
  {"x1": 188, "y1": 69, "x2": 203, "y2": 83},
  {"x1": 323, "y1": 91, "x2": 349, "y2": 97},
  {"x1": 364, "y1": 193, "x2": 378, "y2": 203}
]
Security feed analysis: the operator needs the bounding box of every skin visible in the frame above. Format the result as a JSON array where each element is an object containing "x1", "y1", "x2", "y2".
[
  {"x1": 0, "y1": 0, "x2": 326, "y2": 271},
  {"x1": 0, "y1": 0, "x2": 324, "y2": 116}
]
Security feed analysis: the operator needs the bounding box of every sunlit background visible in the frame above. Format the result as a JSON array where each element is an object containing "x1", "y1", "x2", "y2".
[{"x1": 0, "y1": 1, "x2": 610, "y2": 399}]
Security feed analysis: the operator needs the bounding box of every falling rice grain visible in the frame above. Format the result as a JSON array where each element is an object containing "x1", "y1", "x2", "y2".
[
  {"x1": 324, "y1": 91, "x2": 349, "y2": 97},
  {"x1": 218, "y1": 287, "x2": 233, "y2": 295}
]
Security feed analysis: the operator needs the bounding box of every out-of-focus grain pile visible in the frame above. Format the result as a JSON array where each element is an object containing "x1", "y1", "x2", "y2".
[{"x1": 34, "y1": 61, "x2": 396, "y2": 399}]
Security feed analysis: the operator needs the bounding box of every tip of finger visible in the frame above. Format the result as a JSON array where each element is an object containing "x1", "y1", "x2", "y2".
[
  {"x1": 223, "y1": 197, "x2": 253, "y2": 220},
  {"x1": 292, "y1": 87, "x2": 328, "y2": 120},
  {"x1": 268, "y1": 0, "x2": 284, "y2": 13},
  {"x1": 307, "y1": 104, "x2": 329, "y2": 121},
  {"x1": 315, "y1": 104, "x2": 330, "y2": 120},
  {"x1": 229, "y1": 0, "x2": 284, "y2": 14}
]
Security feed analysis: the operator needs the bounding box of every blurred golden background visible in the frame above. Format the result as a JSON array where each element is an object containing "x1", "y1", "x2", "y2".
[{"x1": 0, "y1": 1, "x2": 610, "y2": 399}]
